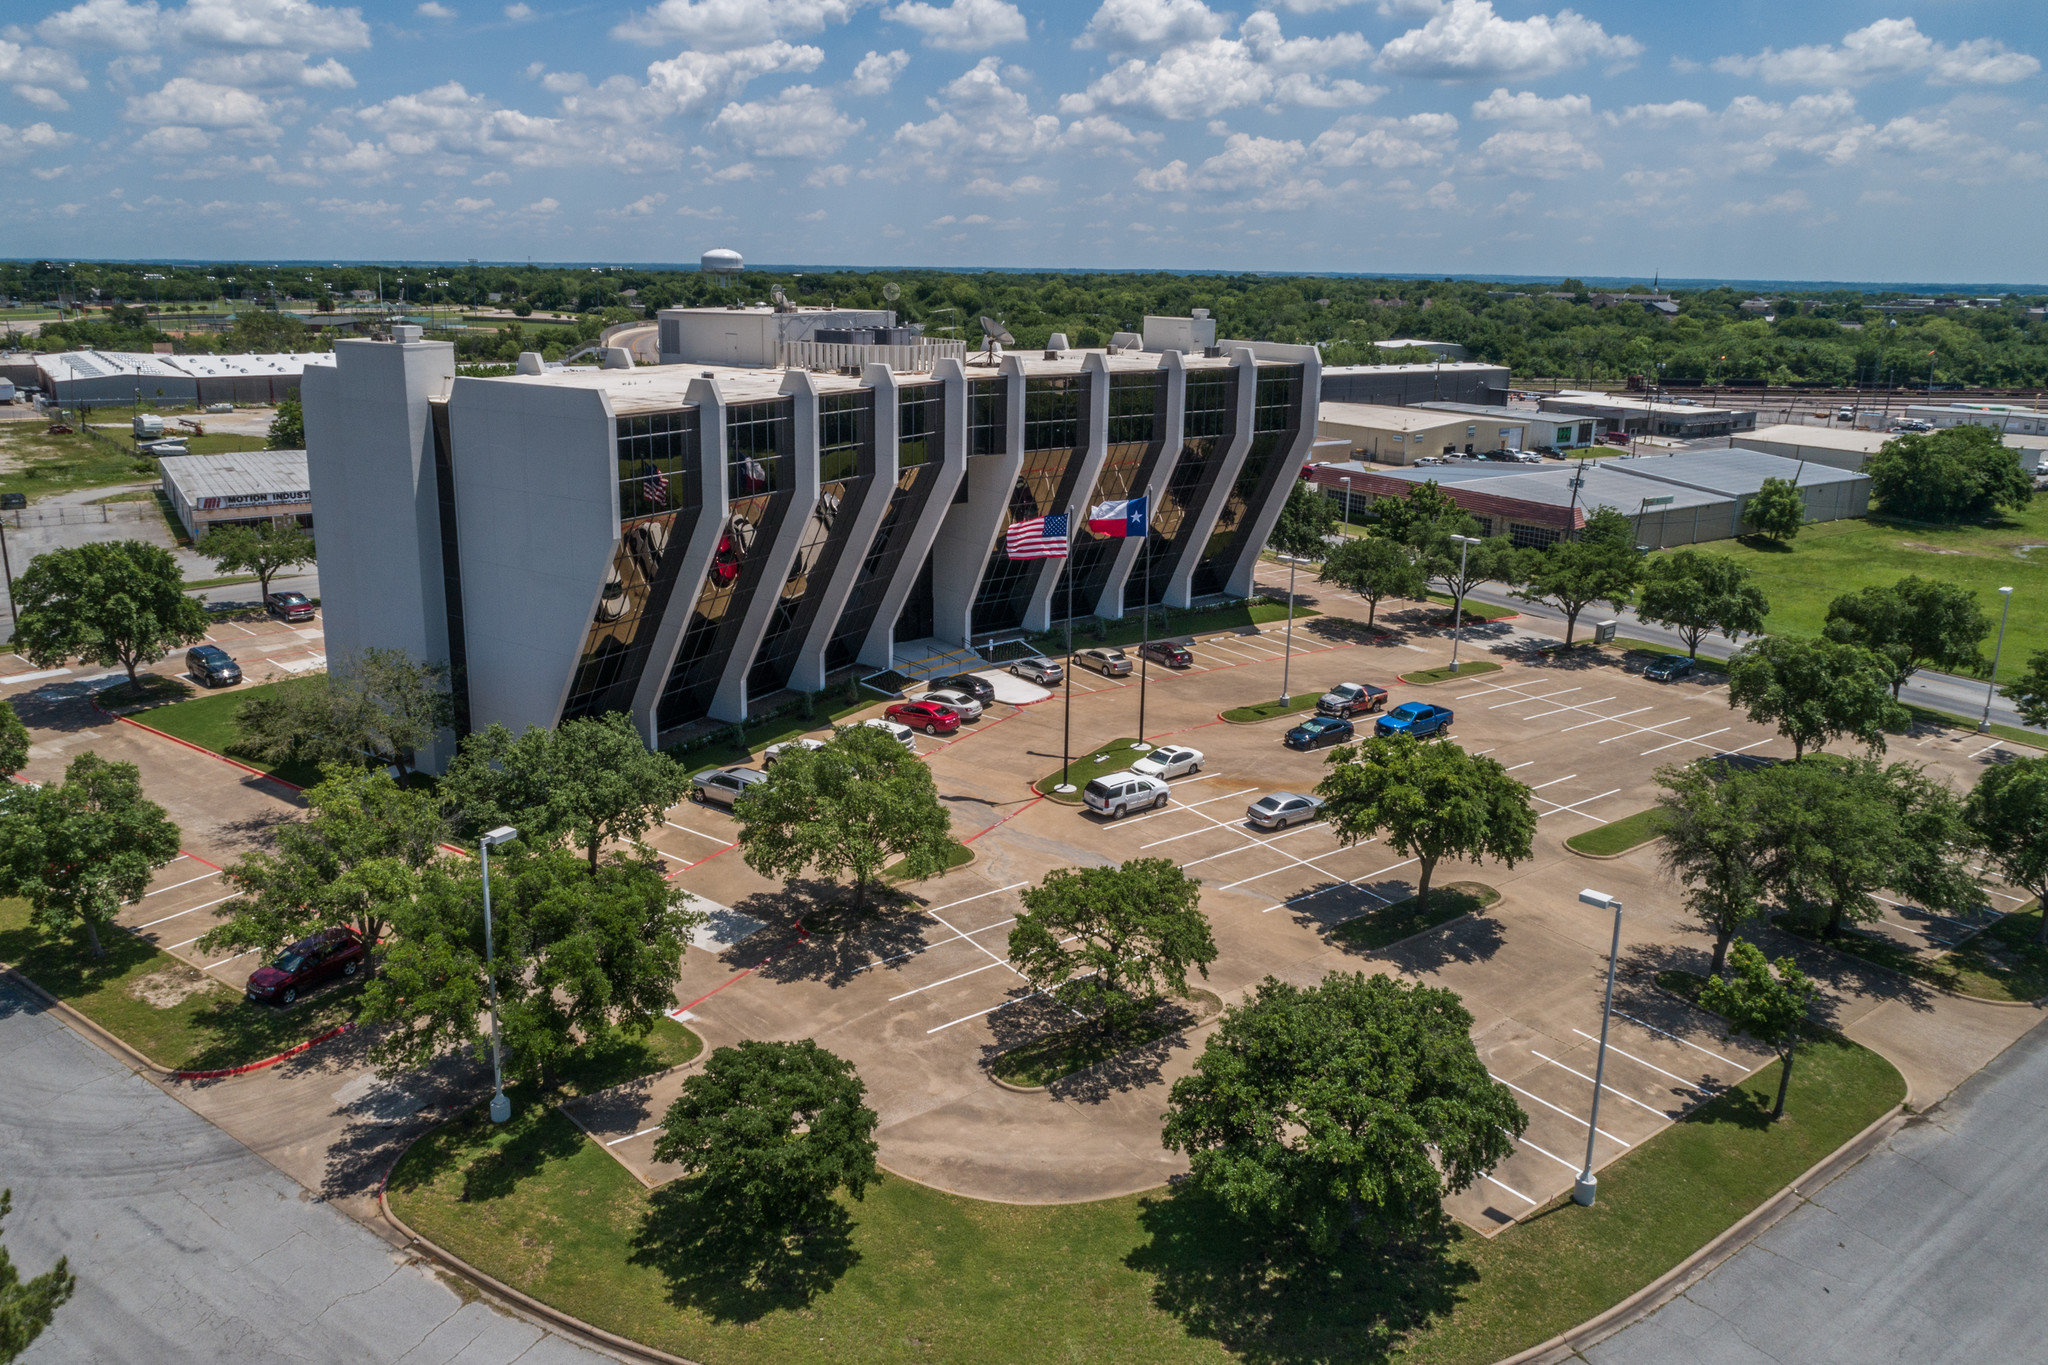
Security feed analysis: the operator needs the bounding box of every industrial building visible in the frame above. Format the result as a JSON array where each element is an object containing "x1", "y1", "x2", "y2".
[
  {"x1": 158, "y1": 449, "x2": 312, "y2": 539},
  {"x1": 29, "y1": 349, "x2": 335, "y2": 406},
  {"x1": 1739, "y1": 424, "x2": 1893, "y2": 471},
  {"x1": 1319, "y1": 361, "x2": 1509, "y2": 407},
  {"x1": 303, "y1": 321, "x2": 1318, "y2": 765},
  {"x1": 1538, "y1": 391, "x2": 1757, "y2": 438},
  {"x1": 1899, "y1": 403, "x2": 2048, "y2": 437},
  {"x1": 1417, "y1": 401, "x2": 1605, "y2": 450},
  {"x1": 1317, "y1": 402, "x2": 1525, "y2": 463}
]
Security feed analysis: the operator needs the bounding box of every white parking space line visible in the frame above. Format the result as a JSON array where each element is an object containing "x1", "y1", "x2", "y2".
[
  {"x1": 890, "y1": 958, "x2": 1014, "y2": 1001},
  {"x1": 663, "y1": 820, "x2": 732, "y2": 844},
  {"x1": 1512, "y1": 1132, "x2": 1583, "y2": 1173},
  {"x1": 1122, "y1": 784, "x2": 1256, "y2": 827},
  {"x1": 1522, "y1": 696, "x2": 1615, "y2": 720},
  {"x1": 1141, "y1": 825, "x2": 1229, "y2": 850},
  {"x1": 1455, "y1": 683, "x2": 1523, "y2": 701},
  {"x1": 1641, "y1": 728, "x2": 1728, "y2": 756},
  {"x1": 1268, "y1": 855, "x2": 1416, "y2": 911},
  {"x1": 1535, "y1": 789, "x2": 1621, "y2": 820},
  {"x1": 1491, "y1": 1074, "x2": 1633, "y2": 1148},
  {"x1": 1505, "y1": 761, "x2": 1534, "y2": 772},
  {"x1": 140, "y1": 871, "x2": 220, "y2": 898},
  {"x1": 1719, "y1": 738, "x2": 1774, "y2": 756},
  {"x1": 1573, "y1": 1030, "x2": 1722, "y2": 1092},
  {"x1": 1492, "y1": 688, "x2": 1578, "y2": 709},
  {"x1": 606, "y1": 1124, "x2": 662, "y2": 1147},
  {"x1": 204, "y1": 948, "x2": 258, "y2": 970},
  {"x1": 1532, "y1": 1050, "x2": 1671, "y2": 1116},
  {"x1": 1561, "y1": 707, "x2": 1651, "y2": 732},
  {"x1": 1529, "y1": 774, "x2": 1579, "y2": 791},
  {"x1": 857, "y1": 916, "x2": 1020, "y2": 974},
  {"x1": 160, "y1": 898, "x2": 241, "y2": 948},
  {"x1": 134, "y1": 899, "x2": 229, "y2": 930},
  {"x1": 1610, "y1": 1011, "x2": 1743, "y2": 1067},
  {"x1": 1485, "y1": 1174, "x2": 1538, "y2": 1205}
]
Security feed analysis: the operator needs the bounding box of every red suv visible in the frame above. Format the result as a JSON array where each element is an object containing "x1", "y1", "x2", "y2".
[
  {"x1": 266, "y1": 590, "x2": 316, "y2": 622},
  {"x1": 244, "y1": 927, "x2": 366, "y2": 1006},
  {"x1": 886, "y1": 699, "x2": 961, "y2": 735}
]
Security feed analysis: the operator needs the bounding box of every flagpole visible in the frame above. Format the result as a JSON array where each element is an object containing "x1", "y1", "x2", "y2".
[
  {"x1": 1061, "y1": 505, "x2": 1075, "y2": 792},
  {"x1": 1137, "y1": 487, "x2": 1152, "y2": 748}
]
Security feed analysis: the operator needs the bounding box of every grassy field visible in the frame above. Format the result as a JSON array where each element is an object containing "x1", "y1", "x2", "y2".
[
  {"x1": 1400, "y1": 661, "x2": 1502, "y2": 685},
  {"x1": 1333, "y1": 882, "x2": 1497, "y2": 951},
  {"x1": 989, "y1": 989, "x2": 1223, "y2": 1088},
  {"x1": 388, "y1": 1033, "x2": 1901, "y2": 1365},
  {"x1": 1425, "y1": 593, "x2": 1518, "y2": 622},
  {"x1": 1778, "y1": 906, "x2": 2047, "y2": 1004},
  {"x1": 1026, "y1": 600, "x2": 1314, "y2": 655},
  {"x1": 1038, "y1": 737, "x2": 1151, "y2": 802},
  {"x1": 1671, "y1": 497, "x2": 2048, "y2": 670},
  {"x1": 1566, "y1": 809, "x2": 1672, "y2": 857},
  {"x1": 0, "y1": 424, "x2": 154, "y2": 497},
  {"x1": 1220, "y1": 694, "x2": 1321, "y2": 723},
  {"x1": 133, "y1": 680, "x2": 323, "y2": 787}
]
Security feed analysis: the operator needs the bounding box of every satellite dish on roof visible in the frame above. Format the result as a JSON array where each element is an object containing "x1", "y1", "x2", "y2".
[
  {"x1": 882, "y1": 283, "x2": 901, "y2": 302},
  {"x1": 977, "y1": 315, "x2": 1013, "y2": 364},
  {"x1": 770, "y1": 284, "x2": 790, "y2": 312}
]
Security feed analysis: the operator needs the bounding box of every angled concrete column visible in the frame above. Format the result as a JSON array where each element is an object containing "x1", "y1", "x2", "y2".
[
  {"x1": 858, "y1": 357, "x2": 968, "y2": 669},
  {"x1": 789, "y1": 363, "x2": 898, "y2": 694},
  {"x1": 1222, "y1": 343, "x2": 1321, "y2": 600},
  {"x1": 1023, "y1": 354, "x2": 1107, "y2": 632},
  {"x1": 631, "y1": 375, "x2": 728, "y2": 749},
  {"x1": 1095, "y1": 349, "x2": 1184, "y2": 619},
  {"x1": 932, "y1": 356, "x2": 1025, "y2": 647},
  {"x1": 1165, "y1": 346, "x2": 1259, "y2": 607}
]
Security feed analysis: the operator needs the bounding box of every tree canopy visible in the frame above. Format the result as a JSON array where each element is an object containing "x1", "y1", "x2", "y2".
[
  {"x1": 0, "y1": 753, "x2": 181, "y2": 957},
  {"x1": 196, "y1": 520, "x2": 316, "y2": 599},
  {"x1": 0, "y1": 703, "x2": 28, "y2": 780},
  {"x1": 1516, "y1": 506, "x2": 1640, "y2": 643},
  {"x1": 1726, "y1": 636, "x2": 1906, "y2": 760},
  {"x1": 1964, "y1": 758, "x2": 2048, "y2": 946},
  {"x1": 1864, "y1": 426, "x2": 2033, "y2": 524},
  {"x1": 1009, "y1": 858, "x2": 1215, "y2": 1031},
  {"x1": 1656, "y1": 761, "x2": 1766, "y2": 975},
  {"x1": 1823, "y1": 576, "x2": 1990, "y2": 697},
  {"x1": 2000, "y1": 649, "x2": 2048, "y2": 729},
  {"x1": 1319, "y1": 534, "x2": 1426, "y2": 625},
  {"x1": 0, "y1": 1188, "x2": 75, "y2": 1364},
  {"x1": 10, "y1": 540, "x2": 209, "y2": 687},
  {"x1": 266, "y1": 397, "x2": 304, "y2": 450},
  {"x1": 1267, "y1": 478, "x2": 1338, "y2": 561},
  {"x1": 1699, "y1": 942, "x2": 1817, "y2": 1120},
  {"x1": 1636, "y1": 549, "x2": 1768, "y2": 659},
  {"x1": 233, "y1": 647, "x2": 453, "y2": 775},
  {"x1": 1744, "y1": 476, "x2": 1806, "y2": 543},
  {"x1": 1162, "y1": 971, "x2": 1526, "y2": 1256}
]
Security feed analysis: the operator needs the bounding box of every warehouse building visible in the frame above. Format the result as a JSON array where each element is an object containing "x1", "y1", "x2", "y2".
[
  {"x1": 1738, "y1": 424, "x2": 1893, "y2": 471},
  {"x1": 1538, "y1": 391, "x2": 1757, "y2": 438},
  {"x1": 1319, "y1": 361, "x2": 1509, "y2": 407},
  {"x1": 303, "y1": 326, "x2": 1318, "y2": 765},
  {"x1": 1317, "y1": 402, "x2": 1525, "y2": 463},
  {"x1": 33, "y1": 349, "x2": 335, "y2": 407},
  {"x1": 158, "y1": 449, "x2": 312, "y2": 539},
  {"x1": 1606, "y1": 448, "x2": 1871, "y2": 526},
  {"x1": 1417, "y1": 401, "x2": 1606, "y2": 450},
  {"x1": 1900, "y1": 403, "x2": 2048, "y2": 436}
]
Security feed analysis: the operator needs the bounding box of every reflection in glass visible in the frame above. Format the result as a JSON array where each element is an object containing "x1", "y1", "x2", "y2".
[
  {"x1": 828, "y1": 384, "x2": 943, "y2": 669},
  {"x1": 1129, "y1": 364, "x2": 1237, "y2": 610},
  {"x1": 1191, "y1": 363, "x2": 1302, "y2": 597}
]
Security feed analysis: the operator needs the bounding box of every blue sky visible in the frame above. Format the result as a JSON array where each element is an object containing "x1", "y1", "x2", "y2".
[{"x1": 2, "y1": 1, "x2": 2043, "y2": 281}]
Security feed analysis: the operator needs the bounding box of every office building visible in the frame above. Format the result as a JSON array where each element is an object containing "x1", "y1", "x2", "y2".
[{"x1": 303, "y1": 326, "x2": 1318, "y2": 766}]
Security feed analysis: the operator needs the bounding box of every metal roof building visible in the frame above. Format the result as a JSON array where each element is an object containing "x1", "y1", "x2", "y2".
[
  {"x1": 1604, "y1": 447, "x2": 1871, "y2": 525},
  {"x1": 157, "y1": 449, "x2": 312, "y2": 539},
  {"x1": 34, "y1": 349, "x2": 336, "y2": 406}
]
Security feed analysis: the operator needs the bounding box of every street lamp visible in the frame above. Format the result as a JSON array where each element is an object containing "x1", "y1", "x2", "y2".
[
  {"x1": 479, "y1": 825, "x2": 519, "y2": 1123},
  {"x1": 1447, "y1": 533, "x2": 1480, "y2": 672},
  {"x1": 1340, "y1": 475, "x2": 1352, "y2": 533},
  {"x1": 1573, "y1": 889, "x2": 1624, "y2": 1206},
  {"x1": 1981, "y1": 586, "x2": 2014, "y2": 733}
]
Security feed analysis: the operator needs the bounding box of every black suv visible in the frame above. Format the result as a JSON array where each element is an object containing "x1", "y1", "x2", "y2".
[{"x1": 186, "y1": 644, "x2": 242, "y2": 687}]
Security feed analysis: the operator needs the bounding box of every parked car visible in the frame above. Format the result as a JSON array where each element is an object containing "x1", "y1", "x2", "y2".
[
  {"x1": 1132, "y1": 744, "x2": 1203, "y2": 779},
  {"x1": 1138, "y1": 639, "x2": 1194, "y2": 668},
  {"x1": 1284, "y1": 715, "x2": 1355, "y2": 751},
  {"x1": 762, "y1": 737, "x2": 826, "y2": 766},
  {"x1": 1082, "y1": 771, "x2": 1169, "y2": 819},
  {"x1": 185, "y1": 643, "x2": 242, "y2": 687},
  {"x1": 887, "y1": 699, "x2": 961, "y2": 735},
  {"x1": 1644, "y1": 653, "x2": 1695, "y2": 683},
  {"x1": 1317, "y1": 682, "x2": 1388, "y2": 718},
  {"x1": 1601, "y1": 431, "x2": 1632, "y2": 447},
  {"x1": 928, "y1": 672, "x2": 995, "y2": 705},
  {"x1": 266, "y1": 590, "x2": 315, "y2": 622},
  {"x1": 1413, "y1": 455, "x2": 1446, "y2": 467},
  {"x1": 1075, "y1": 647, "x2": 1134, "y2": 677},
  {"x1": 245, "y1": 927, "x2": 365, "y2": 1006},
  {"x1": 1246, "y1": 791, "x2": 1324, "y2": 830},
  {"x1": 1010, "y1": 656, "x2": 1063, "y2": 685},
  {"x1": 1376, "y1": 702, "x2": 1453, "y2": 739},
  {"x1": 691, "y1": 766, "x2": 767, "y2": 806},
  {"x1": 0, "y1": 492, "x2": 24, "y2": 510},
  {"x1": 922, "y1": 687, "x2": 983, "y2": 722},
  {"x1": 845, "y1": 717, "x2": 918, "y2": 750},
  {"x1": 1534, "y1": 445, "x2": 1563, "y2": 459}
]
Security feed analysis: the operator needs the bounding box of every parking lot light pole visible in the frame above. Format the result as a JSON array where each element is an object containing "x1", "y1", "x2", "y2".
[
  {"x1": 1279, "y1": 552, "x2": 1299, "y2": 706},
  {"x1": 480, "y1": 826, "x2": 518, "y2": 1124},
  {"x1": 1339, "y1": 476, "x2": 1351, "y2": 533},
  {"x1": 1447, "y1": 534, "x2": 1480, "y2": 673},
  {"x1": 1981, "y1": 586, "x2": 2014, "y2": 733},
  {"x1": 1573, "y1": 889, "x2": 1623, "y2": 1206}
]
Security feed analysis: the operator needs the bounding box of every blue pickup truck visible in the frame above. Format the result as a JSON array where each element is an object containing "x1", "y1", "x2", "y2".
[{"x1": 1375, "y1": 702, "x2": 1454, "y2": 739}]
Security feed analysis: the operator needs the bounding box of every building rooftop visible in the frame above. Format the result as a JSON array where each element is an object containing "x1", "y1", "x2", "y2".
[
  {"x1": 1322, "y1": 361, "x2": 1505, "y2": 377},
  {"x1": 1319, "y1": 401, "x2": 1473, "y2": 432},
  {"x1": 1604, "y1": 447, "x2": 1867, "y2": 497},
  {"x1": 1743, "y1": 423, "x2": 1892, "y2": 452},
  {"x1": 1368, "y1": 461, "x2": 1729, "y2": 514},
  {"x1": 158, "y1": 449, "x2": 310, "y2": 501},
  {"x1": 1414, "y1": 401, "x2": 1537, "y2": 420},
  {"x1": 1541, "y1": 391, "x2": 1751, "y2": 417}
]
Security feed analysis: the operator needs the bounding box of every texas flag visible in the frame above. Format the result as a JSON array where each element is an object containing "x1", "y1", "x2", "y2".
[{"x1": 1087, "y1": 496, "x2": 1149, "y2": 539}]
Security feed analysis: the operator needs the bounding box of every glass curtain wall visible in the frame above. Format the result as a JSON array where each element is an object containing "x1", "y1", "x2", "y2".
[
  {"x1": 1190, "y1": 363, "x2": 1303, "y2": 597},
  {"x1": 656, "y1": 398, "x2": 794, "y2": 730},
  {"x1": 1054, "y1": 369, "x2": 1163, "y2": 615},
  {"x1": 970, "y1": 373, "x2": 1087, "y2": 635},
  {"x1": 563, "y1": 408, "x2": 704, "y2": 721},
  {"x1": 1128, "y1": 364, "x2": 1237, "y2": 610},
  {"x1": 827, "y1": 382, "x2": 944, "y2": 671},
  {"x1": 747, "y1": 390, "x2": 875, "y2": 700}
]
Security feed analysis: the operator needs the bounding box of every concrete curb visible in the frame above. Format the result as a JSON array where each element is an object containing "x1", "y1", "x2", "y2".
[
  {"x1": 1491, "y1": 1103, "x2": 1910, "y2": 1365},
  {"x1": 89, "y1": 693, "x2": 307, "y2": 796},
  {"x1": 1775, "y1": 922, "x2": 2048, "y2": 1010},
  {"x1": 1216, "y1": 707, "x2": 1319, "y2": 725}
]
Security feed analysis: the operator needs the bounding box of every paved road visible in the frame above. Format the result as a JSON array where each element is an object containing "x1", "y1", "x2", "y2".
[
  {"x1": 0, "y1": 979, "x2": 612, "y2": 1365},
  {"x1": 1586, "y1": 1019, "x2": 2048, "y2": 1364}
]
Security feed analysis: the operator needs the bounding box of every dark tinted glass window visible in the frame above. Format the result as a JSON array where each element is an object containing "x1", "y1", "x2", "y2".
[
  {"x1": 968, "y1": 377, "x2": 1005, "y2": 457},
  {"x1": 616, "y1": 409, "x2": 700, "y2": 519},
  {"x1": 1023, "y1": 376, "x2": 1083, "y2": 451}
]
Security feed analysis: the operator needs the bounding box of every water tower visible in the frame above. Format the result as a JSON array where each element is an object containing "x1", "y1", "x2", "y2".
[{"x1": 701, "y1": 247, "x2": 743, "y2": 277}]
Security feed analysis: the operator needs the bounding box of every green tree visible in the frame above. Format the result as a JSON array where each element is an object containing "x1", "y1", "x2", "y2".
[
  {"x1": 1727, "y1": 636, "x2": 1906, "y2": 760},
  {"x1": 1009, "y1": 858, "x2": 1215, "y2": 1032},
  {"x1": 0, "y1": 753, "x2": 181, "y2": 958},
  {"x1": 441, "y1": 712, "x2": 687, "y2": 871},
  {"x1": 2000, "y1": 649, "x2": 2048, "y2": 729},
  {"x1": 1698, "y1": 941, "x2": 1816, "y2": 1120},
  {"x1": 1316, "y1": 734, "x2": 1536, "y2": 911},
  {"x1": 1824, "y1": 576, "x2": 1990, "y2": 698},
  {"x1": 10, "y1": 540, "x2": 209, "y2": 687},
  {"x1": 1656, "y1": 762, "x2": 1765, "y2": 975},
  {"x1": 266, "y1": 396, "x2": 304, "y2": 449},
  {"x1": 1161, "y1": 971, "x2": 1526, "y2": 1256},
  {"x1": 1319, "y1": 534, "x2": 1426, "y2": 625},
  {"x1": 0, "y1": 702, "x2": 28, "y2": 779},
  {"x1": 1421, "y1": 531, "x2": 1523, "y2": 624},
  {"x1": 360, "y1": 843, "x2": 700, "y2": 1085},
  {"x1": 1636, "y1": 549, "x2": 1768, "y2": 659},
  {"x1": 1964, "y1": 758, "x2": 2048, "y2": 946},
  {"x1": 1864, "y1": 426, "x2": 2032, "y2": 523},
  {"x1": 1515, "y1": 507, "x2": 1641, "y2": 644},
  {"x1": 0, "y1": 1189, "x2": 75, "y2": 1364},
  {"x1": 1266, "y1": 477, "x2": 1338, "y2": 561},
  {"x1": 195, "y1": 520, "x2": 316, "y2": 599},
  {"x1": 1365, "y1": 479, "x2": 1467, "y2": 546},
  {"x1": 1744, "y1": 476, "x2": 1806, "y2": 543},
  {"x1": 732, "y1": 724, "x2": 953, "y2": 911},
  {"x1": 197, "y1": 763, "x2": 447, "y2": 962},
  {"x1": 234, "y1": 648, "x2": 453, "y2": 775}
]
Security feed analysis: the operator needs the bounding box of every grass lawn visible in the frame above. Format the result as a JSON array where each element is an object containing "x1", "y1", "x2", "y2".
[
  {"x1": 1220, "y1": 694, "x2": 1321, "y2": 723},
  {"x1": 883, "y1": 840, "x2": 974, "y2": 882},
  {"x1": 551, "y1": 1017, "x2": 703, "y2": 1096},
  {"x1": 0, "y1": 424, "x2": 155, "y2": 498},
  {"x1": 1037, "y1": 737, "x2": 1150, "y2": 803},
  {"x1": 1897, "y1": 703, "x2": 2046, "y2": 752},
  {"x1": 1333, "y1": 882, "x2": 1497, "y2": 951},
  {"x1": 0, "y1": 896, "x2": 360, "y2": 1071},
  {"x1": 1665, "y1": 497, "x2": 2048, "y2": 670},
  {"x1": 183, "y1": 573, "x2": 263, "y2": 591},
  {"x1": 388, "y1": 1031, "x2": 1900, "y2": 1365},
  {"x1": 1400, "y1": 661, "x2": 1502, "y2": 685},
  {"x1": 1777, "y1": 908, "x2": 2047, "y2": 1004},
  {"x1": 989, "y1": 989, "x2": 1223, "y2": 1088},
  {"x1": 1566, "y1": 809, "x2": 1672, "y2": 857},
  {"x1": 131, "y1": 680, "x2": 325, "y2": 788},
  {"x1": 1025, "y1": 600, "x2": 1314, "y2": 655},
  {"x1": 670, "y1": 688, "x2": 894, "y2": 777}
]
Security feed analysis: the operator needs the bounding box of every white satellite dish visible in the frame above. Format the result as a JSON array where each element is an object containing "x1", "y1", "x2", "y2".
[{"x1": 882, "y1": 282, "x2": 901, "y2": 302}]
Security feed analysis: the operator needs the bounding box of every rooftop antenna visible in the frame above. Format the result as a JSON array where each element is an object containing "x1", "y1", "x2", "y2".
[
  {"x1": 882, "y1": 282, "x2": 901, "y2": 303},
  {"x1": 978, "y1": 314, "x2": 1014, "y2": 364},
  {"x1": 770, "y1": 284, "x2": 790, "y2": 313}
]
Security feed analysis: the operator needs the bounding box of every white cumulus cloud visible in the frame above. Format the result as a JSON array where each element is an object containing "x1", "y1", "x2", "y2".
[
  {"x1": 1471, "y1": 87, "x2": 1589, "y2": 122},
  {"x1": 1061, "y1": 12, "x2": 1375, "y2": 120},
  {"x1": 708, "y1": 84, "x2": 863, "y2": 157},
  {"x1": 1375, "y1": 0, "x2": 1639, "y2": 80},
  {"x1": 126, "y1": 76, "x2": 276, "y2": 134},
  {"x1": 1467, "y1": 126, "x2": 1600, "y2": 177},
  {"x1": 1713, "y1": 18, "x2": 2039, "y2": 87},
  {"x1": 883, "y1": 0, "x2": 1025, "y2": 50},
  {"x1": 1074, "y1": 0, "x2": 1228, "y2": 53},
  {"x1": 1310, "y1": 110, "x2": 1456, "y2": 167},
  {"x1": 849, "y1": 48, "x2": 909, "y2": 95},
  {"x1": 612, "y1": 0, "x2": 876, "y2": 50}
]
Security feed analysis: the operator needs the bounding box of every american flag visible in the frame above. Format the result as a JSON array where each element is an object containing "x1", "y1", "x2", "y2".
[
  {"x1": 1006, "y1": 512, "x2": 1069, "y2": 560},
  {"x1": 640, "y1": 467, "x2": 669, "y2": 507}
]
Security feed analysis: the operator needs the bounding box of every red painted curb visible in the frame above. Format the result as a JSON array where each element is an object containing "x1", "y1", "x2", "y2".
[
  {"x1": 170, "y1": 1021, "x2": 355, "y2": 1080},
  {"x1": 675, "y1": 919, "x2": 809, "y2": 1014},
  {"x1": 91, "y1": 696, "x2": 306, "y2": 793}
]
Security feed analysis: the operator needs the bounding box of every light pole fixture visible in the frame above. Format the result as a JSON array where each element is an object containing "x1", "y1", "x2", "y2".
[
  {"x1": 1340, "y1": 475, "x2": 1352, "y2": 532},
  {"x1": 1982, "y1": 586, "x2": 2014, "y2": 733},
  {"x1": 479, "y1": 825, "x2": 519, "y2": 1123},
  {"x1": 1573, "y1": 888, "x2": 1624, "y2": 1207},
  {"x1": 1447, "y1": 533, "x2": 1480, "y2": 673}
]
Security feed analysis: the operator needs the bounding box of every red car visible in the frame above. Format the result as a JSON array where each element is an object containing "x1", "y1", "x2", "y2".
[
  {"x1": 886, "y1": 699, "x2": 960, "y2": 735},
  {"x1": 244, "y1": 927, "x2": 366, "y2": 1006},
  {"x1": 266, "y1": 590, "x2": 315, "y2": 622}
]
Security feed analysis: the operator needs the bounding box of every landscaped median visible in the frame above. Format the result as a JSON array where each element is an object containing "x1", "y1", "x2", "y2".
[
  {"x1": 1034, "y1": 737, "x2": 1151, "y2": 802},
  {"x1": 1219, "y1": 694, "x2": 1319, "y2": 723},
  {"x1": 1332, "y1": 881, "x2": 1497, "y2": 951},
  {"x1": 117, "y1": 680, "x2": 321, "y2": 788},
  {"x1": 384, "y1": 1029, "x2": 1904, "y2": 1365},
  {"x1": 1566, "y1": 808, "x2": 1672, "y2": 858},
  {"x1": 1775, "y1": 906, "x2": 2047, "y2": 1004},
  {"x1": 1398, "y1": 661, "x2": 1502, "y2": 686}
]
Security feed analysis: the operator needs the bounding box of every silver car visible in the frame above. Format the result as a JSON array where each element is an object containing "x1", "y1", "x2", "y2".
[
  {"x1": 1247, "y1": 791, "x2": 1324, "y2": 830},
  {"x1": 1010, "y1": 656, "x2": 1063, "y2": 685},
  {"x1": 922, "y1": 687, "x2": 983, "y2": 722},
  {"x1": 691, "y1": 766, "x2": 767, "y2": 807}
]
